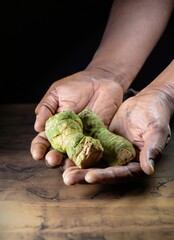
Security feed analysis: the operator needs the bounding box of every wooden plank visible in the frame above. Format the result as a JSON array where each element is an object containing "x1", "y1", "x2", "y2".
[{"x1": 0, "y1": 104, "x2": 174, "y2": 240}]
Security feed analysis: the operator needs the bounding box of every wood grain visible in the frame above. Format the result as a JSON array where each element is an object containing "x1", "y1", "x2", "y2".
[{"x1": 0, "y1": 104, "x2": 174, "y2": 240}]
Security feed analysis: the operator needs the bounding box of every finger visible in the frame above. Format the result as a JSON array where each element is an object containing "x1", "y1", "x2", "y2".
[
  {"x1": 34, "y1": 105, "x2": 54, "y2": 132},
  {"x1": 45, "y1": 149, "x2": 63, "y2": 168},
  {"x1": 62, "y1": 167, "x2": 89, "y2": 185},
  {"x1": 140, "y1": 124, "x2": 171, "y2": 175},
  {"x1": 30, "y1": 132, "x2": 50, "y2": 160},
  {"x1": 85, "y1": 162, "x2": 142, "y2": 184}
]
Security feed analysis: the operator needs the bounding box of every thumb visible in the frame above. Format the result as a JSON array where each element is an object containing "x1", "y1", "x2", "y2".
[
  {"x1": 139, "y1": 125, "x2": 171, "y2": 175},
  {"x1": 34, "y1": 105, "x2": 55, "y2": 132}
]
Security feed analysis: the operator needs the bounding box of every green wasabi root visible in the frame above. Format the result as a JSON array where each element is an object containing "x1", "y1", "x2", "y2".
[
  {"x1": 78, "y1": 109, "x2": 136, "y2": 166},
  {"x1": 45, "y1": 109, "x2": 136, "y2": 169},
  {"x1": 45, "y1": 110, "x2": 103, "y2": 169}
]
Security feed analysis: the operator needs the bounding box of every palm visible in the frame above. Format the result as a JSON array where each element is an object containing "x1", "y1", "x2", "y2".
[
  {"x1": 31, "y1": 69, "x2": 124, "y2": 171},
  {"x1": 35, "y1": 70, "x2": 123, "y2": 131},
  {"x1": 109, "y1": 92, "x2": 171, "y2": 174}
]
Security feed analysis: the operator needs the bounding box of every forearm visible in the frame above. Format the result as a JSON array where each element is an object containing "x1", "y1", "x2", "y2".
[
  {"x1": 87, "y1": 0, "x2": 174, "y2": 92},
  {"x1": 140, "y1": 60, "x2": 174, "y2": 117}
]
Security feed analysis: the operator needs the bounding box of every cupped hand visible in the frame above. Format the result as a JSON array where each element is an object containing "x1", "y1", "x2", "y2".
[
  {"x1": 34, "y1": 68, "x2": 123, "y2": 131},
  {"x1": 109, "y1": 89, "x2": 172, "y2": 175},
  {"x1": 31, "y1": 68, "x2": 123, "y2": 166},
  {"x1": 61, "y1": 88, "x2": 172, "y2": 185}
]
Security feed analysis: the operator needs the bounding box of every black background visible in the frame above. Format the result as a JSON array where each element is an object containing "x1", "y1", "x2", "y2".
[{"x1": 2, "y1": 0, "x2": 174, "y2": 103}]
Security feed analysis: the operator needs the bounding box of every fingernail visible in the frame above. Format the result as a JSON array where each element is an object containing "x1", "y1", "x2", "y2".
[
  {"x1": 85, "y1": 172, "x2": 96, "y2": 183},
  {"x1": 149, "y1": 159, "x2": 155, "y2": 175},
  {"x1": 85, "y1": 175, "x2": 93, "y2": 183}
]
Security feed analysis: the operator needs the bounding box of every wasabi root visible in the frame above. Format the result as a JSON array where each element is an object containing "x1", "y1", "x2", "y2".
[
  {"x1": 45, "y1": 110, "x2": 103, "y2": 169},
  {"x1": 78, "y1": 109, "x2": 136, "y2": 166},
  {"x1": 45, "y1": 109, "x2": 136, "y2": 169}
]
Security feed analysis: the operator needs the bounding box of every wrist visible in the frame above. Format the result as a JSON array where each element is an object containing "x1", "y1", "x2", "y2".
[
  {"x1": 144, "y1": 87, "x2": 174, "y2": 118},
  {"x1": 86, "y1": 58, "x2": 135, "y2": 93},
  {"x1": 84, "y1": 66, "x2": 123, "y2": 94},
  {"x1": 138, "y1": 60, "x2": 174, "y2": 117}
]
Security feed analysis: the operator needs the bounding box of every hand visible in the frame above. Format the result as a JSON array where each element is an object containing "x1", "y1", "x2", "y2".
[
  {"x1": 74, "y1": 62, "x2": 174, "y2": 185},
  {"x1": 61, "y1": 160, "x2": 142, "y2": 185},
  {"x1": 109, "y1": 89, "x2": 172, "y2": 175},
  {"x1": 31, "y1": 68, "x2": 123, "y2": 165},
  {"x1": 62, "y1": 88, "x2": 172, "y2": 185}
]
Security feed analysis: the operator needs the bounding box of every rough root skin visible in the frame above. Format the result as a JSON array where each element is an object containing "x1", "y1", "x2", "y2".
[
  {"x1": 45, "y1": 110, "x2": 103, "y2": 169},
  {"x1": 45, "y1": 109, "x2": 136, "y2": 169}
]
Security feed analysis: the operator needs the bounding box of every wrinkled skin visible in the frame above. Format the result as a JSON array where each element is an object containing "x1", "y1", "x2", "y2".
[
  {"x1": 109, "y1": 89, "x2": 172, "y2": 174},
  {"x1": 31, "y1": 68, "x2": 124, "y2": 168},
  {"x1": 31, "y1": 69, "x2": 172, "y2": 185},
  {"x1": 34, "y1": 69, "x2": 123, "y2": 131}
]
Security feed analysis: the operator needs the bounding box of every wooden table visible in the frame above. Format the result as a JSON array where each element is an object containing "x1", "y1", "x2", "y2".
[{"x1": 0, "y1": 104, "x2": 174, "y2": 240}]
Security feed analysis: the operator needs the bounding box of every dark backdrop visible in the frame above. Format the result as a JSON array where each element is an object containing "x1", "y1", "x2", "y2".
[{"x1": 2, "y1": 0, "x2": 174, "y2": 103}]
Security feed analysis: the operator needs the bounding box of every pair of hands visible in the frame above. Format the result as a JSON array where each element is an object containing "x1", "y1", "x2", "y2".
[{"x1": 30, "y1": 68, "x2": 171, "y2": 185}]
